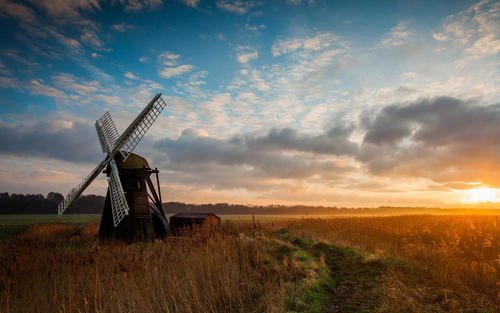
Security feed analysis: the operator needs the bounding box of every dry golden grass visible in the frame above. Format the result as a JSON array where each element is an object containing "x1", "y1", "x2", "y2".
[
  {"x1": 0, "y1": 215, "x2": 498, "y2": 313},
  {"x1": 0, "y1": 222, "x2": 294, "y2": 313},
  {"x1": 285, "y1": 215, "x2": 499, "y2": 312}
]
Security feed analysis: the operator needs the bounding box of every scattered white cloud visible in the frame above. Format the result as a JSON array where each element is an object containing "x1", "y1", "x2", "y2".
[
  {"x1": 216, "y1": 0, "x2": 259, "y2": 14},
  {"x1": 236, "y1": 46, "x2": 258, "y2": 64},
  {"x1": 124, "y1": 71, "x2": 139, "y2": 80},
  {"x1": 159, "y1": 64, "x2": 194, "y2": 78},
  {"x1": 378, "y1": 21, "x2": 410, "y2": 48},
  {"x1": 238, "y1": 68, "x2": 270, "y2": 92},
  {"x1": 157, "y1": 51, "x2": 193, "y2": 78},
  {"x1": 0, "y1": 77, "x2": 21, "y2": 89},
  {"x1": 139, "y1": 56, "x2": 149, "y2": 63},
  {"x1": 118, "y1": 0, "x2": 163, "y2": 11},
  {"x1": 244, "y1": 23, "x2": 266, "y2": 34},
  {"x1": 433, "y1": 0, "x2": 499, "y2": 57},
  {"x1": 272, "y1": 32, "x2": 340, "y2": 56},
  {"x1": 2, "y1": 50, "x2": 40, "y2": 70},
  {"x1": 0, "y1": 0, "x2": 37, "y2": 23},
  {"x1": 33, "y1": 0, "x2": 100, "y2": 17},
  {"x1": 237, "y1": 51, "x2": 258, "y2": 63},
  {"x1": 29, "y1": 79, "x2": 66, "y2": 99},
  {"x1": 112, "y1": 23, "x2": 134, "y2": 32},
  {"x1": 432, "y1": 32, "x2": 448, "y2": 41},
  {"x1": 199, "y1": 92, "x2": 231, "y2": 125},
  {"x1": 80, "y1": 32, "x2": 105, "y2": 50},
  {"x1": 159, "y1": 52, "x2": 180, "y2": 60},
  {"x1": 182, "y1": 0, "x2": 199, "y2": 7}
]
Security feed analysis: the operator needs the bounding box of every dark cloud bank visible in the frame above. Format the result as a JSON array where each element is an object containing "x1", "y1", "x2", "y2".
[
  {"x1": 0, "y1": 121, "x2": 101, "y2": 163},
  {"x1": 2, "y1": 96, "x2": 499, "y2": 190}
]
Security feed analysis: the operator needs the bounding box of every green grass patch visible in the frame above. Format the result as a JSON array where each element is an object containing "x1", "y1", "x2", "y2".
[{"x1": 0, "y1": 214, "x2": 100, "y2": 226}]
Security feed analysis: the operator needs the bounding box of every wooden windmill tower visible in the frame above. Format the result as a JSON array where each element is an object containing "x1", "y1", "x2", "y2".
[{"x1": 58, "y1": 94, "x2": 168, "y2": 241}]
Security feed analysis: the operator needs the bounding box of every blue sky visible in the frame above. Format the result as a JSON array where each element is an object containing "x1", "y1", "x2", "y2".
[{"x1": 0, "y1": 0, "x2": 499, "y2": 206}]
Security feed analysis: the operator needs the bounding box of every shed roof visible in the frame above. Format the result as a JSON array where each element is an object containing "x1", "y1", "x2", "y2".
[{"x1": 171, "y1": 213, "x2": 219, "y2": 219}]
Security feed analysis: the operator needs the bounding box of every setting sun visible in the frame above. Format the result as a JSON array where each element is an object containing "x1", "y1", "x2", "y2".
[{"x1": 462, "y1": 187, "x2": 499, "y2": 203}]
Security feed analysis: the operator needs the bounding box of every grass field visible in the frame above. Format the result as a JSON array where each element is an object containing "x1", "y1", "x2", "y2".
[
  {"x1": 0, "y1": 214, "x2": 302, "y2": 240},
  {"x1": 0, "y1": 214, "x2": 498, "y2": 313},
  {"x1": 0, "y1": 213, "x2": 310, "y2": 225}
]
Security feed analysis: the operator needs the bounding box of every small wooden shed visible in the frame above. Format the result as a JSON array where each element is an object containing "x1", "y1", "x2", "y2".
[{"x1": 170, "y1": 213, "x2": 221, "y2": 235}]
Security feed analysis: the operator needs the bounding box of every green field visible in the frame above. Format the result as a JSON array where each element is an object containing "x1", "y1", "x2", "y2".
[
  {"x1": 0, "y1": 213, "x2": 308, "y2": 226},
  {"x1": 0, "y1": 214, "x2": 101, "y2": 225},
  {"x1": 0, "y1": 214, "x2": 100, "y2": 239},
  {"x1": 0, "y1": 214, "x2": 300, "y2": 239}
]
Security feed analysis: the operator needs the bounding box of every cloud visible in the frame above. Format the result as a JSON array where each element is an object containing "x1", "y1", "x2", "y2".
[
  {"x1": 199, "y1": 93, "x2": 231, "y2": 125},
  {"x1": 117, "y1": 0, "x2": 163, "y2": 11},
  {"x1": 2, "y1": 49, "x2": 40, "y2": 70},
  {"x1": 216, "y1": 0, "x2": 259, "y2": 14},
  {"x1": 159, "y1": 64, "x2": 194, "y2": 78},
  {"x1": 153, "y1": 128, "x2": 353, "y2": 188},
  {"x1": 80, "y1": 31, "x2": 105, "y2": 50},
  {"x1": 244, "y1": 23, "x2": 266, "y2": 34},
  {"x1": 359, "y1": 96, "x2": 500, "y2": 187},
  {"x1": 239, "y1": 68, "x2": 270, "y2": 92},
  {"x1": 29, "y1": 79, "x2": 66, "y2": 99},
  {"x1": 0, "y1": 119, "x2": 100, "y2": 163},
  {"x1": 272, "y1": 32, "x2": 340, "y2": 56},
  {"x1": 237, "y1": 52, "x2": 258, "y2": 64},
  {"x1": 157, "y1": 51, "x2": 193, "y2": 78},
  {"x1": 433, "y1": 0, "x2": 499, "y2": 57},
  {"x1": 112, "y1": 23, "x2": 134, "y2": 32},
  {"x1": 0, "y1": 0, "x2": 37, "y2": 23},
  {"x1": 53, "y1": 73, "x2": 103, "y2": 96},
  {"x1": 182, "y1": 0, "x2": 199, "y2": 7},
  {"x1": 236, "y1": 46, "x2": 258, "y2": 63},
  {"x1": 0, "y1": 0, "x2": 112, "y2": 69},
  {"x1": 239, "y1": 126, "x2": 357, "y2": 156},
  {"x1": 0, "y1": 77, "x2": 21, "y2": 89},
  {"x1": 159, "y1": 51, "x2": 180, "y2": 62},
  {"x1": 31, "y1": 0, "x2": 101, "y2": 19},
  {"x1": 124, "y1": 71, "x2": 139, "y2": 80},
  {"x1": 378, "y1": 21, "x2": 410, "y2": 48}
]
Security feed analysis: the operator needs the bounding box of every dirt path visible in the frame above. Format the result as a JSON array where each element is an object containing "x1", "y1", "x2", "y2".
[
  {"x1": 278, "y1": 231, "x2": 387, "y2": 313},
  {"x1": 309, "y1": 242, "x2": 386, "y2": 313}
]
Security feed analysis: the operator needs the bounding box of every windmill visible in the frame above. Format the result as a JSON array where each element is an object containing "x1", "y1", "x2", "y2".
[{"x1": 58, "y1": 94, "x2": 169, "y2": 241}]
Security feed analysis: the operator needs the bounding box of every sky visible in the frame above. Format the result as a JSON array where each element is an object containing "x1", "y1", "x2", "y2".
[{"x1": 0, "y1": 0, "x2": 499, "y2": 207}]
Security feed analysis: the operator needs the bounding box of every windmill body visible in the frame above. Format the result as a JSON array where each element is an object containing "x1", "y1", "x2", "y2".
[
  {"x1": 58, "y1": 94, "x2": 168, "y2": 241},
  {"x1": 99, "y1": 152, "x2": 168, "y2": 241}
]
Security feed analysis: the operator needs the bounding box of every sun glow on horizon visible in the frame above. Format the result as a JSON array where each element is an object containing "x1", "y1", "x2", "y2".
[{"x1": 461, "y1": 187, "x2": 499, "y2": 203}]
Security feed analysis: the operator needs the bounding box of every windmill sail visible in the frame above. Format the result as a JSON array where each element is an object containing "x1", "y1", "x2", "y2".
[
  {"x1": 108, "y1": 159, "x2": 130, "y2": 226},
  {"x1": 113, "y1": 94, "x2": 167, "y2": 160},
  {"x1": 58, "y1": 159, "x2": 109, "y2": 215},
  {"x1": 57, "y1": 94, "x2": 167, "y2": 219},
  {"x1": 95, "y1": 119, "x2": 130, "y2": 226},
  {"x1": 95, "y1": 111, "x2": 120, "y2": 154}
]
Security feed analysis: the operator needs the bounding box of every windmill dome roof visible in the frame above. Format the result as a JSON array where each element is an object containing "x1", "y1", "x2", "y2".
[{"x1": 115, "y1": 152, "x2": 150, "y2": 169}]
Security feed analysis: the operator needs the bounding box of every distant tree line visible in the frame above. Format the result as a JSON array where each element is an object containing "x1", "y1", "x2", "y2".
[
  {"x1": 1, "y1": 192, "x2": 497, "y2": 215},
  {"x1": 0, "y1": 192, "x2": 104, "y2": 214}
]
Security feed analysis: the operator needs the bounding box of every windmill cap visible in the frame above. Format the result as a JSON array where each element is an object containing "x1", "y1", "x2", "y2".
[{"x1": 115, "y1": 152, "x2": 150, "y2": 169}]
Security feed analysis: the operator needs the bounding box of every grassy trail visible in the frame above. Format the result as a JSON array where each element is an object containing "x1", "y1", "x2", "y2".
[
  {"x1": 275, "y1": 229, "x2": 387, "y2": 313},
  {"x1": 310, "y1": 243, "x2": 386, "y2": 313}
]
